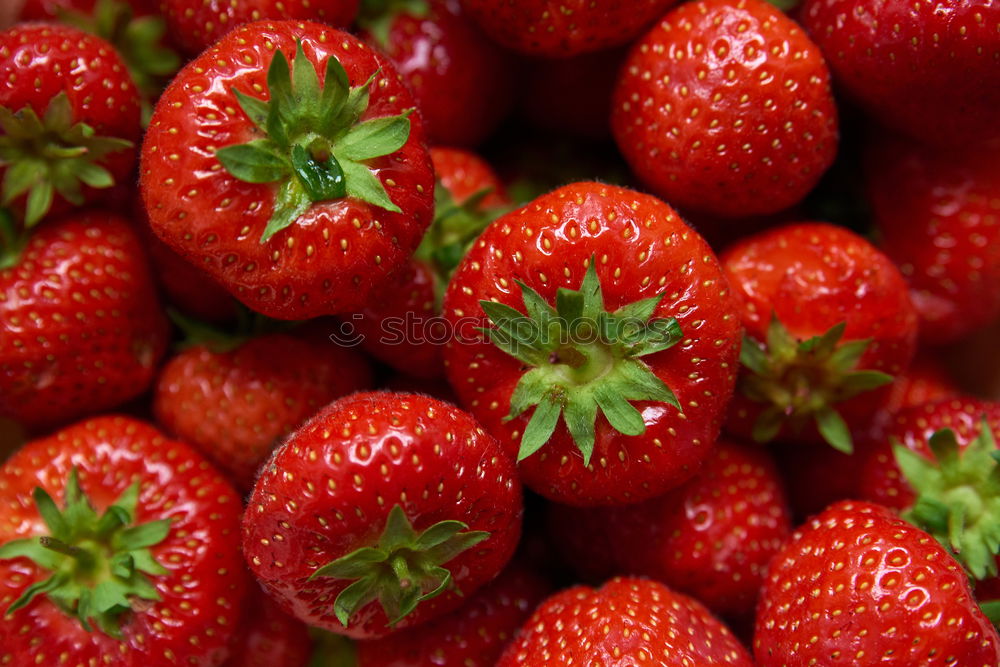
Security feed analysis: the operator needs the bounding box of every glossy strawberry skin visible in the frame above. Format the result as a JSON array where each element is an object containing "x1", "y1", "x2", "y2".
[
  {"x1": 141, "y1": 21, "x2": 435, "y2": 321},
  {"x1": 442, "y1": 182, "x2": 742, "y2": 506},
  {"x1": 160, "y1": 0, "x2": 359, "y2": 55},
  {"x1": 722, "y1": 222, "x2": 918, "y2": 444},
  {"x1": 0, "y1": 416, "x2": 249, "y2": 666},
  {"x1": 153, "y1": 333, "x2": 373, "y2": 490},
  {"x1": 361, "y1": 0, "x2": 514, "y2": 148},
  {"x1": 226, "y1": 584, "x2": 312, "y2": 667},
  {"x1": 498, "y1": 577, "x2": 753, "y2": 666},
  {"x1": 612, "y1": 0, "x2": 838, "y2": 218},
  {"x1": 754, "y1": 500, "x2": 1000, "y2": 666},
  {"x1": 0, "y1": 212, "x2": 168, "y2": 429},
  {"x1": 357, "y1": 564, "x2": 550, "y2": 667},
  {"x1": 242, "y1": 392, "x2": 523, "y2": 639},
  {"x1": 431, "y1": 147, "x2": 508, "y2": 209},
  {"x1": 550, "y1": 440, "x2": 791, "y2": 618},
  {"x1": 802, "y1": 0, "x2": 1000, "y2": 149},
  {"x1": 0, "y1": 23, "x2": 140, "y2": 218},
  {"x1": 867, "y1": 136, "x2": 1000, "y2": 344},
  {"x1": 458, "y1": 0, "x2": 678, "y2": 57}
]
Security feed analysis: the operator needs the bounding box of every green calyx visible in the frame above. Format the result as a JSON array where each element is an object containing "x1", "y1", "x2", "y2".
[
  {"x1": 216, "y1": 40, "x2": 412, "y2": 243},
  {"x1": 0, "y1": 92, "x2": 133, "y2": 228},
  {"x1": 480, "y1": 261, "x2": 683, "y2": 466},
  {"x1": 357, "y1": 0, "x2": 431, "y2": 48},
  {"x1": 896, "y1": 421, "x2": 1000, "y2": 581},
  {"x1": 309, "y1": 504, "x2": 488, "y2": 628},
  {"x1": 0, "y1": 207, "x2": 26, "y2": 271},
  {"x1": 0, "y1": 468, "x2": 171, "y2": 637},
  {"x1": 739, "y1": 316, "x2": 893, "y2": 454}
]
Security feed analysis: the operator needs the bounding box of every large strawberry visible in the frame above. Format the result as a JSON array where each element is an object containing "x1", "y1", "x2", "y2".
[
  {"x1": 458, "y1": 0, "x2": 678, "y2": 57},
  {"x1": 0, "y1": 211, "x2": 168, "y2": 429},
  {"x1": 141, "y1": 21, "x2": 435, "y2": 320},
  {"x1": 549, "y1": 439, "x2": 791, "y2": 618},
  {"x1": 754, "y1": 500, "x2": 1000, "y2": 666},
  {"x1": 1, "y1": 23, "x2": 139, "y2": 227},
  {"x1": 867, "y1": 135, "x2": 1000, "y2": 344},
  {"x1": 611, "y1": 0, "x2": 838, "y2": 218},
  {"x1": 0, "y1": 416, "x2": 249, "y2": 665},
  {"x1": 802, "y1": 0, "x2": 1000, "y2": 149},
  {"x1": 358, "y1": 0, "x2": 515, "y2": 147},
  {"x1": 154, "y1": 330, "x2": 373, "y2": 490},
  {"x1": 242, "y1": 392, "x2": 523, "y2": 639},
  {"x1": 722, "y1": 222, "x2": 918, "y2": 453},
  {"x1": 498, "y1": 577, "x2": 753, "y2": 666},
  {"x1": 160, "y1": 0, "x2": 359, "y2": 56},
  {"x1": 442, "y1": 182, "x2": 743, "y2": 507}
]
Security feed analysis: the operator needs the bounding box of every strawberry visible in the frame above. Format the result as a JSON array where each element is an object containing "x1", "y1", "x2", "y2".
[
  {"x1": 867, "y1": 135, "x2": 1000, "y2": 344},
  {"x1": 802, "y1": 0, "x2": 1000, "y2": 149},
  {"x1": 153, "y1": 331, "x2": 373, "y2": 490},
  {"x1": 242, "y1": 392, "x2": 523, "y2": 639},
  {"x1": 722, "y1": 222, "x2": 918, "y2": 453},
  {"x1": 458, "y1": 0, "x2": 679, "y2": 57},
  {"x1": 0, "y1": 416, "x2": 249, "y2": 666},
  {"x1": 353, "y1": 147, "x2": 509, "y2": 379},
  {"x1": 351, "y1": 563, "x2": 551, "y2": 667},
  {"x1": 497, "y1": 577, "x2": 753, "y2": 666},
  {"x1": 0, "y1": 211, "x2": 168, "y2": 429},
  {"x1": 141, "y1": 21, "x2": 435, "y2": 320},
  {"x1": 549, "y1": 439, "x2": 791, "y2": 618},
  {"x1": 358, "y1": 0, "x2": 515, "y2": 147},
  {"x1": 227, "y1": 584, "x2": 312, "y2": 667},
  {"x1": 442, "y1": 182, "x2": 742, "y2": 506},
  {"x1": 754, "y1": 500, "x2": 1000, "y2": 666},
  {"x1": 611, "y1": 0, "x2": 838, "y2": 218},
  {"x1": 159, "y1": 0, "x2": 359, "y2": 56},
  {"x1": 1, "y1": 23, "x2": 140, "y2": 227}
]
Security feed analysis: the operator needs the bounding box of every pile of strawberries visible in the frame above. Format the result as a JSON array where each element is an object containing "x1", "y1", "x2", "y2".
[{"x1": 1, "y1": 0, "x2": 999, "y2": 665}]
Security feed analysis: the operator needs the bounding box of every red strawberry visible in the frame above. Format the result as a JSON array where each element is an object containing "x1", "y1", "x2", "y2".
[
  {"x1": 358, "y1": 0, "x2": 515, "y2": 147},
  {"x1": 0, "y1": 416, "x2": 249, "y2": 666},
  {"x1": 141, "y1": 21, "x2": 435, "y2": 320},
  {"x1": 153, "y1": 331, "x2": 373, "y2": 490},
  {"x1": 227, "y1": 584, "x2": 312, "y2": 667},
  {"x1": 867, "y1": 135, "x2": 1000, "y2": 344},
  {"x1": 498, "y1": 577, "x2": 753, "y2": 666},
  {"x1": 722, "y1": 222, "x2": 918, "y2": 453},
  {"x1": 611, "y1": 0, "x2": 838, "y2": 218},
  {"x1": 1, "y1": 23, "x2": 140, "y2": 226},
  {"x1": 458, "y1": 0, "x2": 679, "y2": 57},
  {"x1": 242, "y1": 392, "x2": 523, "y2": 639},
  {"x1": 549, "y1": 439, "x2": 791, "y2": 618},
  {"x1": 160, "y1": 0, "x2": 359, "y2": 56},
  {"x1": 442, "y1": 182, "x2": 742, "y2": 506},
  {"x1": 802, "y1": 0, "x2": 1000, "y2": 149},
  {"x1": 353, "y1": 563, "x2": 550, "y2": 667},
  {"x1": 0, "y1": 211, "x2": 168, "y2": 429},
  {"x1": 353, "y1": 147, "x2": 509, "y2": 378},
  {"x1": 754, "y1": 500, "x2": 1000, "y2": 666}
]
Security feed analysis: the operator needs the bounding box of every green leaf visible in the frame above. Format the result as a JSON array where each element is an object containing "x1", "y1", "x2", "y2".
[
  {"x1": 578, "y1": 262, "x2": 604, "y2": 321},
  {"x1": 380, "y1": 504, "x2": 418, "y2": 550},
  {"x1": 981, "y1": 600, "x2": 1000, "y2": 627},
  {"x1": 335, "y1": 113, "x2": 411, "y2": 162},
  {"x1": 333, "y1": 575, "x2": 379, "y2": 627},
  {"x1": 0, "y1": 537, "x2": 63, "y2": 571},
  {"x1": 593, "y1": 385, "x2": 646, "y2": 437},
  {"x1": 75, "y1": 163, "x2": 114, "y2": 190},
  {"x1": 130, "y1": 549, "x2": 167, "y2": 576},
  {"x1": 412, "y1": 521, "x2": 470, "y2": 551},
  {"x1": 291, "y1": 41, "x2": 322, "y2": 116},
  {"x1": 232, "y1": 89, "x2": 270, "y2": 132},
  {"x1": 339, "y1": 158, "x2": 401, "y2": 213},
  {"x1": 115, "y1": 519, "x2": 171, "y2": 550},
  {"x1": 815, "y1": 407, "x2": 853, "y2": 454},
  {"x1": 507, "y1": 368, "x2": 552, "y2": 419},
  {"x1": 216, "y1": 140, "x2": 290, "y2": 184},
  {"x1": 752, "y1": 406, "x2": 785, "y2": 443},
  {"x1": 627, "y1": 317, "x2": 683, "y2": 357},
  {"x1": 799, "y1": 321, "x2": 845, "y2": 357},
  {"x1": 318, "y1": 56, "x2": 351, "y2": 134},
  {"x1": 41, "y1": 92, "x2": 74, "y2": 133},
  {"x1": 2, "y1": 160, "x2": 45, "y2": 204},
  {"x1": 266, "y1": 48, "x2": 295, "y2": 126},
  {"x1": 290, "y1": 144, "x2": 347, "y2": 201},
  {"x1": 423, "y1": 531, "x2": 489, "y2": 564},
  {"x1": 33, "y1": 487, "x2": 68, "y2": 541},
  {"x1": 828, "y1": 338, "x2": 872, "y2": 372},
  {"x1": 564, "y1": 393, "x2": 598, "y2": 466},
  {"x1": 766, "y1": 315, "x2": 797, "y2": 361},
  {"x1": 740, "y1": 335, "x2": 770, "y2": 376},
  {"x1": 259, "y1": 179, "x2": 313, "y2": 243},
  {"x1": 24, "y1": 180, "x2": 54, "y2": 228},
  {"x1": 518, "y1": 395, "x2": 562, "y2": 461},
  {"x1": 5, "y1": 572, "x2": 68, "y2": 615},
  {"x1": 839, "y1": 370, "x2": 894, "y2": 395},
  {"x1": 310, "y1": 547, "x2": 386, "y2": 581},
  {"x1": 616, "y1": 360, "x2": 681, "y2": 409}
]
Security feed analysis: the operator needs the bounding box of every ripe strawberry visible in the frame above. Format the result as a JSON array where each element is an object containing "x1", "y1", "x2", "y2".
[
  {"x1": 802, "y1": 0, "x2": 1000, "y2": 149},
  {"x1": 549, "y1": 439, "x2": 790, "y2": 618},
  {"x1": 498, "y1": 577, "x2": 753, "y2": 666},
  {"x1": 0, "y1": 211, "x2": 168, "y2": 429},
  {"x1": 458, "y1": 0, "x2": 678, "y2": 57},
  {"x1": 442, "y1": 182, "x2": 742, "y2": 506},
  {"x1": 353, "y1": 147, "x2": 509, "y2": 378},
  {"x1": 722, "y1": 222, "x2": 918, "y2": 453},
  {"x1": 227, "y1": 584, "x2": 312, "y2": 667},
  {"x1": 153, "y1": 331, "x2": 373, "y2": 490},
  {"x1": 0, "y1": 416, "x2": 249, "y2": 666},
  {"x1": 358, "y1": 0, "x2": 515, "y2": 147},
  {"x1": 242, "y1": 392, "x2": 523, "y2": 639},
  {"x1": 611, "y1": 0, "x2": 838, "y2": 218},
  {"x1": 867, "y1": 135, "x2": 1000, "y2": 344},
  {"x1": 754, "y1": 500, "x2": 1000, "y2": 666},
  {"x1": 160, "y1": 0, "x2": 359, "y2": 56},
  {"x1": 1, "y1": 23, "x2": 139, "y2": 226},
  {"x1": 141, "y1": 21, "x2": 435, "y2": 320},
  {"x1": 353, "y1": 563, "x2": 550, "y2": 667}
]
